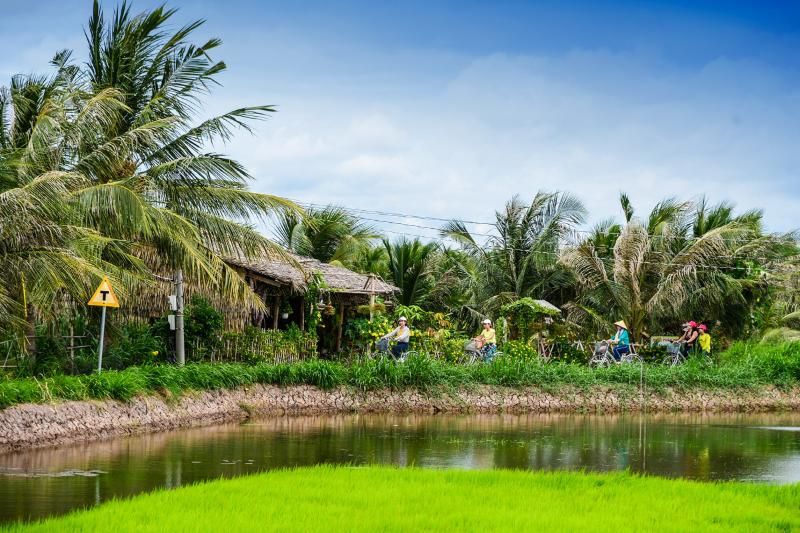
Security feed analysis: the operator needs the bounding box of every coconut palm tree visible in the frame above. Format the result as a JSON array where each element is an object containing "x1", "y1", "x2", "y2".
[
  {"x1": 75, "y1": 1, "x2": 296, "y2": 303},
  {"x1": 441, "y1": 192, "x2": 586, "y2": 323},
  {"x1": 353, "y1": 245, "x2": 390, "y2": 277},
  {"x1": 273, "y1": 206, "x2": 377, "y2": 265},
  {"x1": 383, "y1": 238, "x2": 438, "y2": 306},
  {"x1": 562, "y1": 195, "x2": 792, "y2": 340},
  {"x1": 0, "y1": 62, "x2": 147, "y2": 340},
  {"x1": 0, "y1": 1, "x2": 298, "y2": 330}
]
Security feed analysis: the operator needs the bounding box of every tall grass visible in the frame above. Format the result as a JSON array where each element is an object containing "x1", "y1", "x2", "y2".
[
  {"x1": 6, "y1": 466, "x2": 800, "y2": 532},
  {"x1": 1, "y1": 342, "x2": 798, "y2": 409}
]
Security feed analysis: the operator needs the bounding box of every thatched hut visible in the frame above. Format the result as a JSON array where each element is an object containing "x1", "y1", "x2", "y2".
[{"x1": 226, "y1": 254, "x2": 398, "y2": 352}]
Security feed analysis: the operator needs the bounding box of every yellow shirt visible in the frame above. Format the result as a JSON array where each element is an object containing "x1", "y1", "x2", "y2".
[
  {"x1": 480, "y1": 328, "x2": 496, "y2": 344},
  {"x1": 698, "y1": 333, "x2": 711, "y2": 352}
]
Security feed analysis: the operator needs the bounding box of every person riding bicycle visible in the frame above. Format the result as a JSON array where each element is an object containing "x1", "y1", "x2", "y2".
[
  {"x1": 608, "y1": 320, "x2": 630, "y2": 361},
  {"x1": 697, "y1": 324, "x2": 711, "y2": 356},
  {"x1": 475, "y1": 319, "x2": 497, "y2": 361},
  {"x1": 381, "y1": 316, "x2": 410, "y2": 359},
  {"x1": 680, "y1": 322, "x2": 699, "y2": 357}
]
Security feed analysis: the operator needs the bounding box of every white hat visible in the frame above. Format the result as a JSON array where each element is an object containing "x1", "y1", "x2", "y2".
[
  {"x1": 482, "y1": 319, "x2": 492, "y2": 324},
  {"x1": 398, "y1": 316, "x2": 407, "y2": 322}
]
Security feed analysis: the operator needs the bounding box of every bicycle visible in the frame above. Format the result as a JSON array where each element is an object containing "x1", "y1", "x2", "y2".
[
  {"x1": 661, "y1": 341, "x2": 713, "y2": 367},
  {"x1": 459, "y1": 339, "x2": 499, "y2": 365},
  {"x1": 370, "y1": 338, "x2": 418, "y2": 362},
  {"x1": 589, "y1": 341, "x2": 615, "y2": 367},
  {"x1": 589, "y1": 341, "x2": 640, "y2": 367}
]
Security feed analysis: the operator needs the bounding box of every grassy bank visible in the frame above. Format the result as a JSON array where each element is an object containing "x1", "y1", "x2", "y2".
[
  {"x1": 0, "y1": 342, "x2": 798, "y2": 409},
  {"x1": 5, "y1": 466, "x2": 800, "y2": 532}
]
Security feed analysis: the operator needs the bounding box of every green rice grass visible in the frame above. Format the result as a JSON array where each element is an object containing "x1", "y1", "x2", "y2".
[{"x1": 5, "y1": 466, "x2": 800, "y2": 532}]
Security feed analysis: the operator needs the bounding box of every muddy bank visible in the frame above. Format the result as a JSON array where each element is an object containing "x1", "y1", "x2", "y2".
[{"x1": 1, "y1": 384, "x2": 798, "y2": 452}]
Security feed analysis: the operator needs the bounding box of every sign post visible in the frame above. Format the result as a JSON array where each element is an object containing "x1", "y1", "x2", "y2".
[{"x1": 88, "y1": 277, "x2": 120, "y2": 373}]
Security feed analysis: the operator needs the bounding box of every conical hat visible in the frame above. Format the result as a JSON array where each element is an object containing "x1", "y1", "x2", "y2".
[{"x1": 613, "y1": 320, "x2": 628, "y2": 330}]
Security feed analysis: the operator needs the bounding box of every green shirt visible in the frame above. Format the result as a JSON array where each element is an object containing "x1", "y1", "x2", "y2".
[{"x1": 614, "y1": 329, "x2": 630, "y2": 346}]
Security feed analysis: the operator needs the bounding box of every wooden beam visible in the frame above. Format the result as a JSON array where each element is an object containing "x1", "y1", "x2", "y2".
[
  {"x1": 299, "y1": 297, "x2": 305, "y2": 331},
  {"x1": 272, "y1": 296, "x2": 280, "y2": 330},
  {"x1": 335, "y1": 304, "x2": 345, "y2": 352}
]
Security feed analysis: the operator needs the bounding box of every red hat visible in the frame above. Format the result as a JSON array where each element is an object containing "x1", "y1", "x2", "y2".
[
  {"x1": 698, "y1": 324, "x2": 707, "y2": 332},
  {"x1": 688, "y1": 321, "x2": 698, "y2": 328}
]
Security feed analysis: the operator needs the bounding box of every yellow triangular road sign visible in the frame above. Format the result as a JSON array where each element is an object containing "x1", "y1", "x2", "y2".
[{"x1": 88, "y1": 277, "x2": 120, "y2": 308}]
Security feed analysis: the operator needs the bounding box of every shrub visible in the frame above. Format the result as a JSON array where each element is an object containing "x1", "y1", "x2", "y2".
[
  {"x1": 500, "y1": 340, "x2": 539, "y2": 361},
  {"x1": 185, "y1": 296, "x2": 225, "y2": 361},
  {"x1": 105, "y1": 324, "x2": 166, "y2": 370}
]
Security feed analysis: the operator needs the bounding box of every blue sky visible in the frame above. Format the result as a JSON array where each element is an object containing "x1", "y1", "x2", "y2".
[{"x1": 2, "y1": 0, "x2": 798, "y2": 236}]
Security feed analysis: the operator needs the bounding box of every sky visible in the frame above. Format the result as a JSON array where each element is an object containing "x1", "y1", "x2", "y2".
[{"x1": 1, "y1": 0, "x2": 799, "y2": 239}]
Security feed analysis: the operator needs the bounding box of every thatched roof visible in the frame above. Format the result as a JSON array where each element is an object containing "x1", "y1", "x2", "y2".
[
  {"x1": 226, "y1": 253, "x2": 398, "y2": 295},
  {"x1": 534, "y1": 299, "x2": 561, "y2": 314}
]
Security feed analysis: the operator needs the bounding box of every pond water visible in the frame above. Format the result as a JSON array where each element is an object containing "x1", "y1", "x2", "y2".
[{"x1": 2, "y1": 412, "x2": 800, "y2": 523}]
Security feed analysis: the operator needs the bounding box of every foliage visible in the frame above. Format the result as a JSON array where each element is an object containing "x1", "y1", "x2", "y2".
[
  {"x1": 273, "y1": 205, "x2": 377, "y2": 265},
  {"x1": 441, "y1": 192, "x2": 585, "y2": 328},
  {"x1": 3, "y1": 342, "x2": 800, "y2": 409},
  {"x1": 345, "y1": 316, "x2": 391, "y2": 346},
  {"x1": 500, "y1": 297, "x2": 560, "y2": 340},
  {"x1": 0, "y1": 1, "x2": 298, "y2": 338},
  {"x1": 383, "y1": 238, "x2": 438, "y2": 306},
  {"x1": 104, "y1": 323, "x2": 166, "y2": 370},
  {"x1": 355, "y1": 301, "x2": 387, "y2": 316},
  {"x1": 184, "y1": 296, "x2": 224, "y2": 358},
  {"x1": 413, "y1": 334, "x2": 472, "y2": 363},
  {"x1": 562, "y1": 195, "x2": 796, "y2": 341},
  {"x1": 352, "y1": 245, "x2": 389, "y2": 277},
  {"x1": 11, "y1": 466, "x2": 800, "y2": 532},
  {"x1": 546, "y1": 337, "x2": 587, "y2": 364},
  {"x1": 304, "y1": 272, "x2": 327, "y2": 332},
  {"x1": 718, "y1": 341, "x2": 800, "y2": 384},
  {"x1": 497, "y1": 340, "x2": 539, "y2": 361}
]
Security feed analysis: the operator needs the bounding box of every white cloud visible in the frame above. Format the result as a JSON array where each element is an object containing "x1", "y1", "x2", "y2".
[{"x1": 222, "y1": 46, "x2": 799, "y2": 236}]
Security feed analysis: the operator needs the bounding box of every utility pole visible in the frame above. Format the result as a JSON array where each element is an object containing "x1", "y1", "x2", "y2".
[{"x1": 175, "y1": 269, "x2": 185, "y2": 366}]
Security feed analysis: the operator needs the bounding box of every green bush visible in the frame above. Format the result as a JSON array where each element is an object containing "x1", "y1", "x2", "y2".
[
  {"x1": 500, "y1": 340, "x2": 539, "y2": 361},
  {"x1": 1, "y1": 342, "x2": 800, "y2": 410},
  {"x1": 185, "y1": 296, "x2": 225, "y2": 361},
  {"x1": 547, "y1": 337, "x2": 586, "y2": 364},
  {"x1": 105, "y1": 324, "x2": 166, "y2": 370}
]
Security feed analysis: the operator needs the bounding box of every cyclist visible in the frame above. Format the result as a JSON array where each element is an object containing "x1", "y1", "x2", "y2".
[
  {"x1": 680, "y1": 322, "x2": 699, "y2": 357},
  {"x1": 381, "y1": 316, "x2": 410, "y2": 359},
  {"x1": 608, "y1": 320, "x2": 631, "y2": 361},
  {"x1": 697, "y1": 324, "x2": 711, "y2": 356},
  {"x1": 475, "y1": 319, "x2": 497, "y2": 361}
]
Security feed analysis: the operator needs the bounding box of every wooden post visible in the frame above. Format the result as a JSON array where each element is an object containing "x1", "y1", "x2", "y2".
[
  {"x1": 369, "y1": 293, "x2": 375, "y2": 322},
  {"x1": 69, "y1": 324, "x2": 75, "y2": 375},
  {"x1": 299, "y1": 297, "x2": 305, "y2": 331},
  {"x1": 335, "y1": 304, "x2": 345, "y2": 352},
  {"x1": 272, "y1": 296, "x2": 280, "y2": 330}
]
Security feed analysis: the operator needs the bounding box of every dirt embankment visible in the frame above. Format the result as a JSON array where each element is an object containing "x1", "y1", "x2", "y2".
[{"x1": 1, "y1": 384, "x2": 798, "y2": 453}]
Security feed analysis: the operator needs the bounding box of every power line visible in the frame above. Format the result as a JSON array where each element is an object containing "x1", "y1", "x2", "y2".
[
  {"x1": 282, "y1": 198, "x2": 797, "y2": 273},
  {"x1": 353, "y1": 223, "x2": 778, "y2": 274},
  {"x1": 290, "y1": 198, "x2": 793, "y2": 245},
  {"x1": 290, "y1": 202, "x2": 789, "y2": 268}
]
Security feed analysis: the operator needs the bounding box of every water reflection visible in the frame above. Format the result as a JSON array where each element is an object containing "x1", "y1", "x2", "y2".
[{"x1": 1, "y1": 412, "x2": 799, "y2": 523}]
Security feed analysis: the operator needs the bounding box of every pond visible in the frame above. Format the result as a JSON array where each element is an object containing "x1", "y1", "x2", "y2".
[{"x1": 1, "y1": 412, "x2": 800, "y2": 523}]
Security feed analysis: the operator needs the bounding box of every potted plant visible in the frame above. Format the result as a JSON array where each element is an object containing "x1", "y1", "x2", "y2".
[{"x1": 280, "y1": 301, "x2": 293, "y2": 320}]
